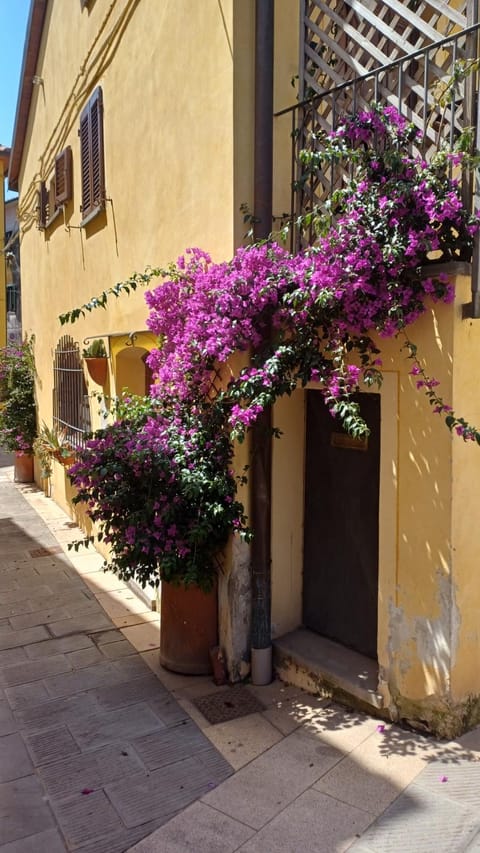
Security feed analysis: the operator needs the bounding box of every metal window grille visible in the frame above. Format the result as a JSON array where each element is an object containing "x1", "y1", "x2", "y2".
[{"x1": 53, "y1": 336, "x2": 91, "y2": 447}]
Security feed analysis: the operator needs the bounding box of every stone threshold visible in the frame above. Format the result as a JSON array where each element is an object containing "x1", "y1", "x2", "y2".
[{"x1": 273, "y1": 627, "x2": 384, "y2": 713}]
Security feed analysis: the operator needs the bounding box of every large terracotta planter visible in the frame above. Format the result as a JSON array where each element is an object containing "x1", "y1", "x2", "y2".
[
  {"x1": 159, "y1": 581, "x2": 218, "y2": 675},
  {"x1": 14, "y1": 452, "x2": 34, "y2": 483}
]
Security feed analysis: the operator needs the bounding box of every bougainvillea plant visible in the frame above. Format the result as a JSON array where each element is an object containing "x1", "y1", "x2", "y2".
[
  {"x1": 144, "y1": 105, "x2": 479, "y2": 439},
  {"x1": 66, "y1": 103, "x2": 480, "y2": 587},
  {"x1": 69, "y1": 395, "x2": 249, "y2": 590}
]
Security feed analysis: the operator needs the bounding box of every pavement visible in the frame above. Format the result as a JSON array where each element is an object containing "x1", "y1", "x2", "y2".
[{"x1": 2, "y1": 452, "x2": 480, "y2": 852}]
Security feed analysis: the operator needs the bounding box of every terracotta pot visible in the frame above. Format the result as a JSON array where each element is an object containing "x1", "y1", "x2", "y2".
[
  {"x1": 14, "y1": 452, "x2": 34, "y2": 483},
  {"x1": 84, "y1": 357, "x2": 108, "y2": 385},
  {"x1": 159, "y1": 581, "x2": 218, "y2": 675},
  {"x1": 53, "y1": 449, "x2": 76, "y2": 467}
]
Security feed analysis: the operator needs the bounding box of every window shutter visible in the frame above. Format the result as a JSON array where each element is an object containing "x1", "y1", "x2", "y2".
[
  {"x1": 79, "y1": 87, "x2": 105, "y2": 220},
  {"x1": 79, "y1": 103, "x2": 91, "y2": 215},
  {"x1": 47, "y1": 178, "x2": 56, "y2": 223},
  {"x1": 38, "y1": 182, "x2": 48, "y2": 229},
  {"x1": 90, "y1": 88, "x2": 105, "y2": 209},
  {"x1": 54, "y1": 146, "x2": 72, "y2": 205}
]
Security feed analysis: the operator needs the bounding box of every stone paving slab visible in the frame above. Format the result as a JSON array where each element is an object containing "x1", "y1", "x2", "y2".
[
  {"x1": 42, "y1": 660, "x2": 135, "y2": 698},
  {"x1": 92, "y1": 674, "x2": 169, "y2": 711},
  {"x1": 127, "y1": 801, "x2": 255, "y2": 853},
  {"x1": 74, "y1": 820, "x2": 167, "y2": 853},
  {"x1": 0, "y1": 828, "x2": 68, "y2": 852},
  {"x1": 106, "y1": 751, "x2": 233, "y2": 828},
  {"x1": 0, "y1": 775, "x2": 55, "y2": 846},
  {"x1": 0, "y1": 625, "x2": 50, "y2": 651},
  {"x1": 68, "y1": 704, "x2": 166, "y2": 750},
  {"x1": 0, "y1": 733, "x2": 34, "y2": 782},
  {"x1": 132, "y1": 720, "x2": 212, "y2": 771},
  {"x1": 5, "y1": 682, "x2": 50, "y2": 709},
  {"x1": 348, "y1": 784, "x2": 480, "y2": 852},
  {"x1": 0, "y1": 653, "x2": 72, "y2": 687},
  {"x1": 40, "y1": 742, "x2": 146, "y2": 797},
  {"x1": 25, "y1": 725, "x2": 81, "y2": 767},
  {"x1": 0, "y1": 701, "x2": 18, "y2": 736},
  {"x1": 24, "y1": 634, "x2": 95, "y2": 659},
  {"x1": 14, "y1": 693, "x2": 100, "y2": 732},
  {"x1": 51, "y1": 788, "x2": 122, "y2": 848}
]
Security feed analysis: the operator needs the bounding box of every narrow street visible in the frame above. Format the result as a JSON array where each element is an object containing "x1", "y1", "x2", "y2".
[{"x1": 2, "y1": 452, "x2": 480, "y2": 853}]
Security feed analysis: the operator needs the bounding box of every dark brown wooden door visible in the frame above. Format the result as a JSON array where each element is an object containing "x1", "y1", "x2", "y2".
[{"x1": 303, "y1": 391, "x2": 380, "y2": 659}]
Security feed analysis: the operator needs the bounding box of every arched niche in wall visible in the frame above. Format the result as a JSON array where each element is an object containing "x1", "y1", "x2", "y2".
[{"x1": 114, "y1": 346, "x2": 153, "y2": 396}]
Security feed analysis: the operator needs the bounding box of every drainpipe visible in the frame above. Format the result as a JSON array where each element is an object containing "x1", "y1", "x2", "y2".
[
  {"x1": 466, "y1": 0, "x2": 480, "y2": 317},
  {"x1": 250, "y1": 0, "x2": 274, "y2": 685}
]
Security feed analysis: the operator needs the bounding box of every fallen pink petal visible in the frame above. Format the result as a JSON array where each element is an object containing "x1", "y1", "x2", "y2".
[
  {"x1": 81, "y1": 788, "x2": 94, "y2": 795},
  {"x1": 376, "y1": 724, "x2": 386, "y2": 733},
  {"x1": 440, "y1": 776, "x2": 448, "y2": 783}
]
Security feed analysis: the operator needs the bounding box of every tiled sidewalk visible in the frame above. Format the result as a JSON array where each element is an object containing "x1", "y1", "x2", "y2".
[
  {"x1": 0, "y1": 459, "x2": 232, "y2": 852},
  {"x1": 3, "y1": 454, "x2": 480, "y2": 852}
]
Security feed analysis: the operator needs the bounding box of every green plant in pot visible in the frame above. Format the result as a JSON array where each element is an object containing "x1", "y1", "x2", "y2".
[
  {"x1": 33, "y1": 423, "x2": 75, "y2": 479},
  {"x1": 82, "y1": 338, "x2": 107, "y2": 358}
]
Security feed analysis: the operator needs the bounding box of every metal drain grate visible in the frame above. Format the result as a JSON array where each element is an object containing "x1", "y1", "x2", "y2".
[{"x1": 193, "y1": 685, "x2": 265, "y2": 725}]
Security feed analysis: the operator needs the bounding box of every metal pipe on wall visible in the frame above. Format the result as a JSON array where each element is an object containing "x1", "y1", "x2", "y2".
[{"x1": 250, "y1": 0, "x2": 274, "y2": 684}]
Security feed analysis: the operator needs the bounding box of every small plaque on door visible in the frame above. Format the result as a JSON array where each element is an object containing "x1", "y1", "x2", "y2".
[{"x1": 331, "y1": 432, "x2": 368, "y2": 451}]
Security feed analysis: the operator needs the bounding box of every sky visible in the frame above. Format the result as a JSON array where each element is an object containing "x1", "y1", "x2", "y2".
[{"x1": 1, "y1": 0, "x2": 31, "y2": 196}]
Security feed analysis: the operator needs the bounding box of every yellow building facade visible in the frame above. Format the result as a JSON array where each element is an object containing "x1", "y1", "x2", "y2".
[{"x1": 10, "y1": 0, "x2": 480, "y2": 735}]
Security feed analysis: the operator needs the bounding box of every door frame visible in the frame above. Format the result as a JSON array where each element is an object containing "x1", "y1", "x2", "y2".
[
  {"x1": 270, "y1": 374, "x2": 398, "y2": 686},
  {"x1": 302, "y1": 389, "x2": 381, "y2": 659},
  {"x1": 303, "y1": 376, "x2": 398, "y2": 667}
]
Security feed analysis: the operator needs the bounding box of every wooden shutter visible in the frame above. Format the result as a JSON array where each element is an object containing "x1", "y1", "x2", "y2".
[
  {"x1": 48, "y1": 178, "x2": 56, "y2": 222},
  {"x1": 54, "y1": 146, "x2": 72, "y2": 206},
  {"x1": 38, "y1": 182, "x2": 48, "y2": 229},
  {"x1": 79, "y1": 87, "x2": 105, "y2": 220},
  {"x1": 90, "y1": 88, "x2": 105, "y2": 210}
]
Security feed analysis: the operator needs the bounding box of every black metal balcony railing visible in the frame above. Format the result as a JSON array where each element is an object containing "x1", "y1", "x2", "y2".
[{"x1": 277, "y1": 22, "x2": 480, "y2": 282}]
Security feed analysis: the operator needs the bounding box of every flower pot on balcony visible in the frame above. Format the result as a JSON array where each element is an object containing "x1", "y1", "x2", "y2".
[
  {"x1": 159, "y1": 581, "x2": 218, "y2": 675},
  {"x1": 14, "y1": 452, "x2": 34, "y2": 483},
  {"x1": 84, "y1": 357, "x2": 108, "y2": 385}
]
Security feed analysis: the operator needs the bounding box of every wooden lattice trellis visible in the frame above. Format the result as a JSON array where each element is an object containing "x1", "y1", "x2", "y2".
[{"x1": 295, "y1": 0, "x2": 479, "y2": 243}]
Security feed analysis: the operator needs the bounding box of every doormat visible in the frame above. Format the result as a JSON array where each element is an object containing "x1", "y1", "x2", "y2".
[
  {"x1": 192, "y1": 685, "x2": 265, "y2": 725},
  {"x1": 29, "y1": 546, "x2": 63, "y2": 558}
]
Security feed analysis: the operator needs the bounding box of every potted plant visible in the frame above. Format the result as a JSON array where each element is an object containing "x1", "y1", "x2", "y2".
[
  {"x1": 68, "y1": 395, "x2": 248, "y2": 674},
  {"x1": 0, "y1": 338, "x2": 37, "y2": 483},
  {"x1": 82, "y1": 338, "x2": 108, "y2": 385},
  {"x1": 33, "y1": 423, "x2": 76, "y2": 486}
]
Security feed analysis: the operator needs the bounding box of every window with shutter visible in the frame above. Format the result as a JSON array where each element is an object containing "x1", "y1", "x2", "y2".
[
  {"x1": 54, "y1": 147, "x2": 72, "y2": 206},
  {"x1": 79, "y1": 87, "x2": 105, "y2": 224}
]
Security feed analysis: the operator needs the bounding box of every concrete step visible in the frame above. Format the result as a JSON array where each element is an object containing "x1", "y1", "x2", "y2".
[{"x1": 273, "y1": 628, "x2": 384, "y2": 713}]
